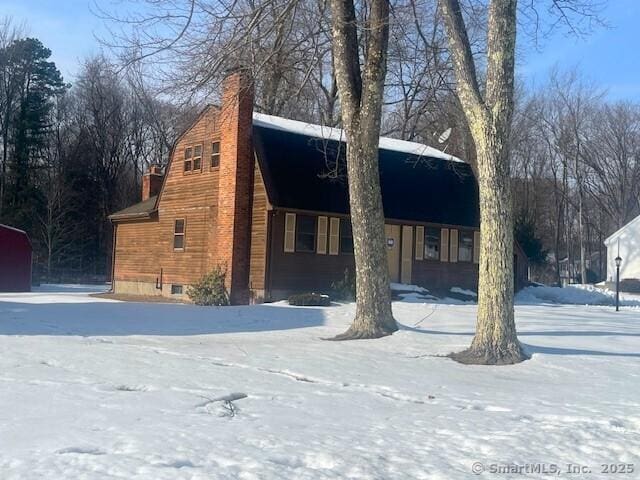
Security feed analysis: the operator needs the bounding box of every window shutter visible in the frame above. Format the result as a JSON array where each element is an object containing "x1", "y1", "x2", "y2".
[
  {"x1": 284, "y1": 213, "x2": 296, "y2": 252},
  {"x1": 329, "y1": 218, "x2": 340, "y2": 255},
  {"x1": 440, "y1": 228, "x2": 449, "y2": 262},
  {"x1": 450, "y1": 229, "x2": 459, "y2": 263},
  {"x1": 415, "y1": 226, "x2": 424, "y2": 260},
  {"x1": 317, "y1": 216, "x2": 328, "y2": 254},
  {"x1": 473, "y1": 231, "x2": 480, "y2": 264},
  {"x1": 401, "y1": 226, "x2": 413, "y2": 284}
]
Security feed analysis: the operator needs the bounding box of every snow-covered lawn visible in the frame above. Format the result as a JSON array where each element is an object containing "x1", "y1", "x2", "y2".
[{"x1": 1, "y1": 285, "x2": 639, "y2": 479}]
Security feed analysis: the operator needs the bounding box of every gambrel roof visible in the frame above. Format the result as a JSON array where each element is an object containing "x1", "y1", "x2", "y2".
[
  {"x1": 111, "y1": 112, "x2": 480, "y2": 228},
  {"x1": 254, "y1": 117, "x2": 479, "y2": 227}
]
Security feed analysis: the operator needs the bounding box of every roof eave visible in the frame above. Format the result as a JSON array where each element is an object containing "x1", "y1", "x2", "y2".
[
  {"x1": 604, "y1": 213, "x2": 640, "y2": 245},
  {"x1": 108, "y1": 211, "x2": 156, "y2": 222}
]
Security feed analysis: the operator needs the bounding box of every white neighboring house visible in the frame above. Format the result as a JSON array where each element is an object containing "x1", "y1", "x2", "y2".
[{"x1": 604, "y1": 214, "x2": 640, "y2": 282}]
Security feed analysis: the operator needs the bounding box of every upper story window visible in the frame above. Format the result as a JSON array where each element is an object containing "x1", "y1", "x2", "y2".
[
  {"x1": 184, "y1": 148, "x2": 193, "y2": 172},
  {"x1": 340, "y1": 218, "x2": 354, "y2": 254},
  {"x1": 183, "y1": 145, "x2": 202, "y2": 173},
  {"x1": 211, "y1": 141, "x2": 220, "y2": 168},
  {"x1": 173, "y1": 219, "x2": 185, "y2": 250},
  {"x1": 193, "y1": 145, "x2": 202, "y2": 171},
  {"x1": 458, "y1": 231, "x2": 473, "y2": 262},
  {"x1": 295, "y1": 215, "x2": 316, "y2": 253},
  {"x1": 424, "y1": 227, "x2": 440, "y2": 260}
]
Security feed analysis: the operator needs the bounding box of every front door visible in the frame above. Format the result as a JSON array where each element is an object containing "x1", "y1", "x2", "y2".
[{"x1": 385, "y1": 224, "x2": 401, "y2": 282}]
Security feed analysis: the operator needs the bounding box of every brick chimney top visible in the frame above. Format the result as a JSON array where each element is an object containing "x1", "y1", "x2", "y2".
[
  {"x1": 148, "y1": 164, "x2": 162, "y2": 175},
  {"x1": 142, "y1": 164, "x2": 164, "y2": 201}
]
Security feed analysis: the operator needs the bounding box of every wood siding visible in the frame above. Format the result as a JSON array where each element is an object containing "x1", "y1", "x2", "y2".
[
  {"x1": 113, "y1": 107, "x2": 223, "y2": 291},
  {"x1": 268, "y1": 210, "x2": 354, "y2": 299},
  {"x1": 249, "y1": 159, "x2": 269, "y2": 296},
  {"x1": 266, "y1": 210, "x2": 528, "y2": 300}
]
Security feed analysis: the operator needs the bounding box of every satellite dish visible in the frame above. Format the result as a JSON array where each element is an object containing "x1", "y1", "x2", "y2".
[{"x1": 438, "y1": 127, "x2": 452, "y2": 144}]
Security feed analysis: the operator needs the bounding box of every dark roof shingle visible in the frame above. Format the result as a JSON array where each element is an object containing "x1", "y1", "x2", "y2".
[
  {"x1": 254, "y1": 126, "x2": 480, "y2": 227},
  {"x1": 109, "y1": 195, "x2": 158, "y2": 220}
]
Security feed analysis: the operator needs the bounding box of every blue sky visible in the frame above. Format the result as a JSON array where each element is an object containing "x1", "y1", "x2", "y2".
[
  {"x1": 518, "y1": 0, "x2": 640, "y2": 101},
  {"x1": 2, "y1": 0, "x2": 639, "y2": 101}
]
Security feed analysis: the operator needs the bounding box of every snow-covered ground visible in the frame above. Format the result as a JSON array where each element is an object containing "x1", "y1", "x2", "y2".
[{"x1": 1, "y1": 285, "x2": 639, "y2": 479}]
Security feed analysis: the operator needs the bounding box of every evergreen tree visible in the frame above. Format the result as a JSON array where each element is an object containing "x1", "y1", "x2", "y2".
[{"x1": 1, "y1": 38, "x2": 66, "y2": 235}]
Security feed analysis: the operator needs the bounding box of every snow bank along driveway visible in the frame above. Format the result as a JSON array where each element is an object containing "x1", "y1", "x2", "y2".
[{"x1": 1, "y1": 286, "x2": 639, "y2": 479}]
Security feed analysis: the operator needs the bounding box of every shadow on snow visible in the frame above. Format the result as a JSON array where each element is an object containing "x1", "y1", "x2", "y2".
[
  {"x1": 0, "y1": 301, "x2": 326, "y2": 336},
  {"x1": 398, "y1": 324, "x2": 640, "y2": 358}
]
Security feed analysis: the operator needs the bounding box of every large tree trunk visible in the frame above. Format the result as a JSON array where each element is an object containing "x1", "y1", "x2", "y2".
[
  {"x1": 441, "y1": 0, "x2": 526, "y2": 364},
  {"x1": 450, "y1": 130, "x2": 525, "y2": 364},
  {"x1": 338, "y1": 124, "x2": 397, "y2": 339},
  {"x1": 329, "y1": 0, "x2": 397, "y2": 339}
]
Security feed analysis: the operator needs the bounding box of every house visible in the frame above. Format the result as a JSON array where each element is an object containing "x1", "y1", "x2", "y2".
[
  {"x1": 604, "y1": 214, "x2": 640, "y2": 283},
  {"x1": 0, "y1": 224, "x2": 32, "y2": 292},
  {"x1": 558, "y1": 251, "x2": 603, "y2": 285},
  {"x1": 109, "y1": 71, "x2": 529, "y2": 303}
]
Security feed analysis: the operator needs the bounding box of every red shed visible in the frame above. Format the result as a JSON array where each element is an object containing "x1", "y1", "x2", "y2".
[{"x1": 0, "y1": 224, "x2": 32, "y2": 292}]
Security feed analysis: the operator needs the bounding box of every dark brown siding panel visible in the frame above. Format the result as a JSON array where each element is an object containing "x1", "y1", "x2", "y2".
[
  {"x1": 267, "y1": 211, "x2": 505, "y2": 299},
  {"x1": 268, "y1": 211, "x2": 354, "y2": 299},
  {"x1": 411, "y1": 259, "x2": 479, "y2": 293}
]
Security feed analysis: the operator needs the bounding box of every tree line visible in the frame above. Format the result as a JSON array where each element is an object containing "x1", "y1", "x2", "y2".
[
  {"x1": 0, "y1": 19, "x2": 185, "y2": 280},
  {"x1": 512, "y1": 70, "x2": 640, "y2": 285}
]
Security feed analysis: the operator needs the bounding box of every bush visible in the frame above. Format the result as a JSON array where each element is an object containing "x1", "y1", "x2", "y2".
[
  {"x1": 331, "y1": 268, "x2": 356, "y2": 301},
  {"x1": 575, "y1": 268, "x2": 599, "y2": 284},
  {"x1": 514, "y1": 214, "x2": 547, "y2": 266},
  {"x1": 187, "y1": 266, "x2": 230, "y2": 306},
  {"x1": 288, "y1": 292, "x2": 331, "y2": 306}
]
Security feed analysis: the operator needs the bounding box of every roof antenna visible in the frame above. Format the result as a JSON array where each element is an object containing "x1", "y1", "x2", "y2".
[
  {"x1": 438, "y1": 127, "x2": 452, "y2": 144},
  {"x1": 435, "y1": 127, "x2": 452, "y2": 153}
]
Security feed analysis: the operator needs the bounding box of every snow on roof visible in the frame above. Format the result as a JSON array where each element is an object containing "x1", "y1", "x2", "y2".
[
  {"x1": 0, "y1": 223, "x2": 27, "y2": 235},
  {"x1": 252, "y1": 112, "x2": 463, "y2": 163},
  {"x1": 604, "y1": 213, "x2": 640, "y2": 245}
]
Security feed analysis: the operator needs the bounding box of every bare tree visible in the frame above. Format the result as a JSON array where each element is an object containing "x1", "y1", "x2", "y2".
[
  {"x1": 583, "y1": 102, "x2": 640, "y2": 230},
  {"x1": 98, "y1": 0, "x2": 337, "y2": 122},
  {"x1": 0, "y1": 16, "x2": 26, "y2": 217},
  {"x1": 329, "y1": 0, "x2": 397, "y2": 338},
  {"x1": 36, "y1": 93, "x2": 78, "y2": 278}
]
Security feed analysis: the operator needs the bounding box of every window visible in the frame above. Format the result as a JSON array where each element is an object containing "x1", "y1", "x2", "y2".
[
  {"x1": 458, "y1": 231, "x2": 473, "y2": 262},
  {"x1": 340, "y1": 218, "x2": 353, "y2": 254},
  {"x1": 193, "y1": 144, "x2": 202, "y2": 170},
  {"x1": 171, "y1": 284, "x2": 183, "y2": 295},
  {"x1": 211, "y1": 141, "x2": 220, "y2": 168},
  {"x1": 173, "y1": 219, "x2": 185, "y2": 250},
  {"x1": 295, "y1": 215, "x2": 316, "y2": 252},
  {"x1": 184, "y1": 147, "x2": 193, "y2": 172},
  {"x1": 424, "y1": 227, "x2": 440, "y2": 260}
]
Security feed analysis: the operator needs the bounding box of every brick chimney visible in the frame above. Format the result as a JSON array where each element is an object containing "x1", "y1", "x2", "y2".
[
  {"x1": 142, "y1": 164, "x2": 163, "y2": 201},
  {"x1": 216, "y1": 69, "x2": 254, "y2": 304}
]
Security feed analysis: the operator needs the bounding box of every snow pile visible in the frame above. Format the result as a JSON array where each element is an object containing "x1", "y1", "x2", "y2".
[
  {"x1": 450, "y1": 287, "x2": 477, "y2": 298},
  {"x1": 390, "y1": 282, "x2": 436, "y2": 302},
  {"x1": 390, "y1": 282, "x2": 430, "y2": 293},
  {"x1": 516, "y1": 284, "x2": 640, "y2": 306},
  {"x1": 1, "y1": 287, "x2": 639, "y2": 478}
]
